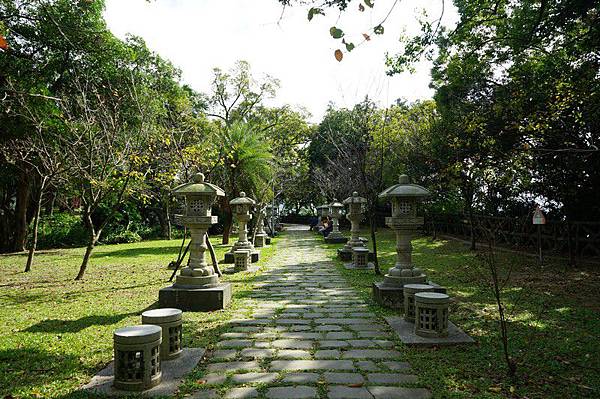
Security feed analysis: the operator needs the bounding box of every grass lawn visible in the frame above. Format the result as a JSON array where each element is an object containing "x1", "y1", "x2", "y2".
[
  {"x1": 0, "y1": 235, "x2": 278, "y2": 399},
  {"x1": 322, "y1": 228, "x2": 600, "y2": 398}
]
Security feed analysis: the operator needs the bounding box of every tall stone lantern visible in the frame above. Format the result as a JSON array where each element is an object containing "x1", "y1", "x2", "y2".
[
  {"x1": 317, "y1": 204, "x2": 330, "y2": 218},
  {"x1": 265, "y1": 204, "x2": 277, "y2": 237},
  {"x1": 338, "y1": 192, "x2": 368, "y2": 260},
  {"x1": 373, "y1": 174, "x2": 430, "y2": 309},
  {"x1": 325, "y1": 199, "x2": 348, "y2": 244},
  {"x1": 224, "y1": 192, "x2": 260, "y2": 264},
  {"x1": 254, "y1": 206, "x2": 268, "y2": 247},
  {"x1": 159, "y1": 173, "x2": 231, "y2": 311}
]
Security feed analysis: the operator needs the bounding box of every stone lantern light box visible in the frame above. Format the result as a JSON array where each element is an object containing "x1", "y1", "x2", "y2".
[{"x1": 159, "y1": 173, "x2": 232, "y2": 311}]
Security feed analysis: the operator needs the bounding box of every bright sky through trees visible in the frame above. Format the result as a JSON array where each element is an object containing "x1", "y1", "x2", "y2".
[{"x1": 104, "y1": 0, "x2": 458, "y2": 122}]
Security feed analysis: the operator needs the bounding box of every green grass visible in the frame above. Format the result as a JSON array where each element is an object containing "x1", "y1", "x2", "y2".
[
  {"x1": 0, "y1": 236, "x2": 279, "y2": 399},
  {"x1": 321, "y1": 229, "x2": 600, "y2": 398}
]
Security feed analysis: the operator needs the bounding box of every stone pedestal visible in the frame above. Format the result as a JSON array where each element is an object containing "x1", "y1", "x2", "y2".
[
  {"x1": 173, "y1": 218, "x2": 219, "y2": 288},
  {"x1": 159, "y1": 284, "x2": 232, "y2": 312},
  {"x1": 380, "y1": 219, "x2": 427, "y2": 288}
]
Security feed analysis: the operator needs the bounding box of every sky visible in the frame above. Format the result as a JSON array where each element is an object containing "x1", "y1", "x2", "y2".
[{"x1": 104, "y1": 0, "x2": 458, "y2": 123}]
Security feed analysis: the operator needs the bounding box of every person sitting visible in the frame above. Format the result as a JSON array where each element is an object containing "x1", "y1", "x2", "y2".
[
  {"x1": 317, "y1": 217, "x2": 328, "y2": 233},
  {"x1": 321, "y1": 218, "x2": 333, "y2": 237}
]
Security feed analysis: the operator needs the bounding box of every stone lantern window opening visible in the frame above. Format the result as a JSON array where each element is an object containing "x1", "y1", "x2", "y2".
[{"x1": 188, "y1": 199, "x2": 209, "y2": 216}]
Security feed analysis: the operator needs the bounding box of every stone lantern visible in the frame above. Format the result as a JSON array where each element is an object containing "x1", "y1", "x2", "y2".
[
  {"x1": 325, "y1": 199, "x2": 348, "y2": 244},
  {"x1": 338, "y1": 192, "x2": 367, "y2": 260},
  {"x1": 317, "y1": 204, "x2": 330, "y2": 218},
  {"x1": 373, "y1": 174, "x2": 430, "y2": 309},
  {"x1": 254, "y1": 206, "x2": 268, "y2": 247},
  {"x1": 313, "y1": 204, "x2": 329, "y2": 232},
  {"x1": 266, "y1": 204, "x2": 281, "y2": 235},
  {"x1": 224, "y1": 192, "x2": 260, "y2": 264},
  {"x1": 159, "y1": 173, "x2": 231, "y2": 311}
]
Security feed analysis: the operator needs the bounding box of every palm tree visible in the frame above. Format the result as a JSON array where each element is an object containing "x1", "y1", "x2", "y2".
[{"x1": 219, "y1": 121, "x2": 273, "y2": 244}]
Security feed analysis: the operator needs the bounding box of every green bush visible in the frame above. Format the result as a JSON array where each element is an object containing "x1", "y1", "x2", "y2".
[
  {"x1": 103, "y1": 230, "x2": 142, "y2": 244},
  {"x1": 35, "y1": 212, "x2": 87, "y2": 249}
]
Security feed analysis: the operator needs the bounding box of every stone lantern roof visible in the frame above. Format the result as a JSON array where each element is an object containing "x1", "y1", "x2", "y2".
[
  {"x1": 173, "y1": 173, "x2": 225, "y2": 197},
  {"x1": 378, "y1": 174, "x2": 430, "y2": 200},
  {"x1": 316, "y1": 204, "x2": 329, "y2": 210},
  {"x1": 343, "y1": 191, "x2": 367, "y2": 204},
  {"x1": 329, "y1": 199, "x2": 344, "y2": 209},
  {"x1": 230, "y1": 192, "x2": 256, "y2": 205}
]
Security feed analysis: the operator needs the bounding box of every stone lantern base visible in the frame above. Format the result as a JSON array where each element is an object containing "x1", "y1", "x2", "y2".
[
  {"x1": 372, "y1": 280, "x2": 446, "y2": 310},
  {"x1": 223, "y1": 250, "x2": 259, "y2": 264},
  {"x1": 337, "y1": 237, "x2": 371, "y2": 260},
  {"x1": 324, "y1": 231, "x2": 348, "y2": 244},
  {"x1": 254, "y1": 233, "x2": 268, "y2": 248},
  {"x1": 159, "y1": 283, "x2": 231, "y2": 312}
]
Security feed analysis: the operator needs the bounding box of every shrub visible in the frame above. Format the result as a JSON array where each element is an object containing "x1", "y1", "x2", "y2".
[
  {"x1": 35, "y1": 212, "x2": 87, "y2": 249},
  {"x1": 103, "y1": 230, "x2": 142, "y2": 244}
]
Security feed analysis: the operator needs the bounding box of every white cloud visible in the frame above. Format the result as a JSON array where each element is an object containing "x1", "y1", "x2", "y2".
[{"x1": 104, "y1": 0, "x2": 457, "y2": 122}]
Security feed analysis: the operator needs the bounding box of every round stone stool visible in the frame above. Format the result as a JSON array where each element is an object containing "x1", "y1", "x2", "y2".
[
  {"x1": 352, "y1": 247, "x2": 370, "y2": 268},
  {"x1": 142, "y1": 308, "x2": 183, "y2": 360},
  {"x1": 414, "y1": 292, "x2": 451, "y2": 338},
  {"x1": 403, "y1": 284, "x2": 435, "y2": 322},
  {"x1": 113, "y1": 325, "x2": 162, "y2": 391}
]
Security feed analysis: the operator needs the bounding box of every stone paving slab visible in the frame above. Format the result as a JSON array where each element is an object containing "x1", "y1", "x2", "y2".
[
  {"x1": 266, "y1": 386, "x2": 318, "y2": 398},
  {"x1": 385, "y1": 316, "x2": 475, "y2": 346},
  {"x1": 328, "y1": 386, "x2": 373, "y2": 399},
  {"x1": 368, "y1": 386, "x2": 432, "y2": 399},
  {"x1": 191, "y1": 228, "x2": 431, "y2": 399}
]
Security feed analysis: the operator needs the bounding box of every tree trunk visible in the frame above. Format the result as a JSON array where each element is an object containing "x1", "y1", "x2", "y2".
[
  {"x1": 75, "y1": 211, "x2": 98, "y2": 280},
  {"x1": 75, "y1": 238, "x2": 96, "y2": 280},
  {"x1": 468, "y1": 206, "x2": 476, "y2": 250},
  {"x1": 44, "y1": 188, "x2": 56, "y2": 216},
  {"x1": 13, "y1": 169, "x2": 31, "y2": 252},
  {"x1": 25, "y1": 176, "x2": 47, "y2": 272},
  {"x1": 222, "y1": 200, "x2": 232, "y2": 245},
  {"x1": 370, "y1": 210, "x2": 381, "y2": 275},
  {"x1": 165, "y1": 201, "x2": 172, "y2": 240}
]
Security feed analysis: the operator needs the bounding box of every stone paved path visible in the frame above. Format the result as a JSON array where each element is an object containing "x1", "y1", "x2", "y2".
[{"x1": 194, "y1": 226, "x2": 431, "y2": 399}]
